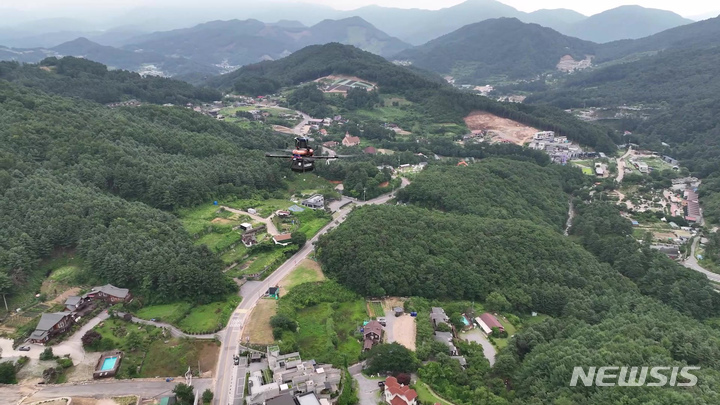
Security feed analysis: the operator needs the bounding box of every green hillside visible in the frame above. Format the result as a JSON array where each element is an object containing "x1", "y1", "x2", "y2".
[
  {"x1": 398, "y1": 159, "x2": 581, "y2": 230},
  {"x1": 0, "y1": 69, "x2": 285, "y2": 304}
]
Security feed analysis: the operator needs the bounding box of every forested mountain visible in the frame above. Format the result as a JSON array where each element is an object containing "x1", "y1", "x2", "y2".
[
  {"x1": 0, "y1": 65, "x2": 285, "y2": 303},
  {"x1": 596, "y1": 15, "x2": 720, "y2": 61},
  {"x1": 398, "y1": 159, "x2": 580, "y2": 230},
  {"x1": 0, "y1": 57, "x2": 221, "y2": 104},
  {"x1": 212, "y1": 43, "x2": 618, "y2": 153},
  {"x1": 123, "y1": 17, "x2": 409, "y2": 70},
  {"x1": 563, "y1": 5, "x2": 693, "y2": 43},
  {"x1": 394, "y1": 18, "x2": 597, "y2": 83}
]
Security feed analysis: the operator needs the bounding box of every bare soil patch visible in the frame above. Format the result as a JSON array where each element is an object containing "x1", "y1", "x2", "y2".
[
  {"x1": 47, "y1": 287, "x2": 81, "y2": 305},
  {"x1": 464, "y1": 111, "x2": 540, "y2": 145},
  {"x1": 392, "y1": 314, "x2": 416, "y2": 351},
  {"x1": 211, "y1": 217, "x2": 234, "y2": 225},
  {"x1": 243, "y1": 299, "x2": 277, "y2": 345},
  {"x1": 382, "y1": 297, "x2": 405, "y2": 311},
  {"x1": 272, "y1": 125, "x2": 294, "y2": 134}
]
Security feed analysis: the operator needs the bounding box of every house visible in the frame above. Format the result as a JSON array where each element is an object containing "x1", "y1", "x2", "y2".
[
  {"x1": 363, "y1": 320, "x2": 383, "y2": 351},
  {"x1": 363, "y1": 146, "x2": 377, "y2": 155},
  {"x1": 342, "y1": 133, "x2": 360, "y2": 147},
  {"x1": 273, "y1": 234, "x2": 293, "y2": 246},
  {"x1": 302, "y1": 195, "x2": 324, "y2": 210},
  {"x1": 476, "y1": 313, "x2": 504, "y2": 335},
  {"x1": 433, "y1": 331, "x2": 458, "y2": 356},
  {"x1": 240, "y1": 223, "x2": 253, "y2": 231},
  {"x1": 430, "y1": 307, "x2": 449, "y2": 328},
  {"x1": 29, "y1": 312, "x2": 74, "y2": 344},
  {"x1": 262, "y1": 346, "x2": 341, "y2": 401},
  {"x1": 277, "y1": 210, "x2": 291, "y2": 218},
  {"x1": 86, "y1": 284, "x2": 131, "y2": 303},
  {"x1": 652, "y1": 246, "x2": 681, "y2": 260},
  {"x1": 64, "y1": 296, "x2": 89, "y2": 313},
  {"x1": 383, "y1": 376, "x2": 418, "y2": 405},
  {"x1": 685, "y1": 189, "x2": 701, "y2": 222}
]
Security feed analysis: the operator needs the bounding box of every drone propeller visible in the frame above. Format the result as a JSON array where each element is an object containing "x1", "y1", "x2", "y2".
[{"x1": 265, "y1": 153, "x2": 292, "y2": 159}]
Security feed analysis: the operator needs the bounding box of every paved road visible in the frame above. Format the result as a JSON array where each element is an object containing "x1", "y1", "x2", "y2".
[
  {"x1": 683, "y1": 237, "x2": 720, "y2": 282},
  {"x1": 292, "y1": 112, "x2": 311, "y2": 136},
  {"x1": 460, "y1": 329, "x2": 496, "y2": 366},
  {"x1": 213, "y1": 179, "x2": 410, "y2": 405},
  {"x1": 352, "y1": 372, "x2": 380, "y2": 405},
  {"x1": 28, "y1": 378, "x2": 212, "y2": 399},
  {"x1": 616, "y1": 146, "x2": 633, "y2": 184}
]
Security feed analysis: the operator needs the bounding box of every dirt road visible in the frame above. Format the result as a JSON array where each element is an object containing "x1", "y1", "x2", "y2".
[
  {"x1": 221, "y1": 206, "x2": 279, "y2": 236},
  {"x1": 616, "y1": 147, "x2": 633, "y2": 183}
]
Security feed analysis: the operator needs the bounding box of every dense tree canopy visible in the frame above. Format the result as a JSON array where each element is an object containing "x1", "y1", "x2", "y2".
[
  {"x1": 398, "y1": 159, "x2": 579, "y2": 230},
  {"x1": 0, "y1": 70, "x2": 285, "y2": 303},
  {"x1": 0, "y1": 57, "x2": 221, "y2": 104}
]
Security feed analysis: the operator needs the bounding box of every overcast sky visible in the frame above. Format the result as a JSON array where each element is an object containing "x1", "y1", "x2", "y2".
[{"x1": 3, "y1": 0, "x2": 718, "y2": 18}]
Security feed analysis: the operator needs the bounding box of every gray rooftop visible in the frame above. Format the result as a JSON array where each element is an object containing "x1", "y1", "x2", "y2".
[
  {"x1": 296, "y1": 392, "x2": 321, "y2": 405},
  {"x1": 266, "y1": 394, "x2": 296, "y2": 405},
  {"x1": 65, "y1": 296, "x2": 81, "y2": 306},
  {"x1": 36, "y1": 312, "x2": 70, "y2": 331},
  {"x1": 92, "y1": 284, "x2": 130, "y2": 298}
]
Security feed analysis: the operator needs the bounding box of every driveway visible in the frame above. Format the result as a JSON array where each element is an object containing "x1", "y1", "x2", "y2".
[
  {"x1": 352, "y1": 369, "x2": 381, "y2": 405},
  {"x1": 0, "y1": 311, "x2": 108, "y2": 362},
  {"x1": 460, "y1": 329, "x2": 496, "y2": 366}
]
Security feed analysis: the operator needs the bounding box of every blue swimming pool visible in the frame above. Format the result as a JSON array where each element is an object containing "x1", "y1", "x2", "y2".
[
  {"x1": 461, "y1": 316, "x2": 470, "y2": 326},
  {"x1": 101, "y1": 356, "x2": 118, "y2": 371}
]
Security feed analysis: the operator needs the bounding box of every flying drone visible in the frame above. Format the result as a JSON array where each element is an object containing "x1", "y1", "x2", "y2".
[{"x1": 265, "y1": 137, "x2": 349, "y2": 172}]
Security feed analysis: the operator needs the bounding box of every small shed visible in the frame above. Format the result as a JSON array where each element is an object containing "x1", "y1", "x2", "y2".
[
  {"x1": 393, "y1": 307, "x2": 403, "y2": 317},
  {"x1": 240, "y1": 223, "x2": 253, "y2": 231},
  {"x1": 267, "y1": 286, "x2": 280, "y2": 299}
]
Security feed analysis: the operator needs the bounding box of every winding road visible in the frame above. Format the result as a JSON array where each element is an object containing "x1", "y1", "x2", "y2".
[
  {"x1": 213, "y1": 178, "x2": 410, "y2": 405},
  {"x1": 683, "y1": 237, "x2": 720, "y2": 283}
]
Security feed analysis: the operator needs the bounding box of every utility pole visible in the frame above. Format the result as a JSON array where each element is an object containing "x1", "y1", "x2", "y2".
[{"x1": 363, "y1": 188, "x2": 367, "y2": 202}]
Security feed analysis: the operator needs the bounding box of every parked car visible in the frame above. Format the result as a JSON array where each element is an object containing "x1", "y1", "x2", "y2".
[{"x1": 18, "y1": 346, "x2": 31, "y2": 351}]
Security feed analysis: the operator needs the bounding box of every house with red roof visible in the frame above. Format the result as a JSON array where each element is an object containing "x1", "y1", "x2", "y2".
[
  {"x1": 475, "y1": 312, "x2": 504, "y2": 335},
  {"x1": 383, "y1": 376, "x2": 417, "y2": 405},
  {"x1": 363, "y1": 146, "x2": 377, "y2": 155}
]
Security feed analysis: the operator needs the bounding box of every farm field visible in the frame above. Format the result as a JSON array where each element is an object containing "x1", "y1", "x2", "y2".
[
  {"x1": 135, "y1": 294, "x2": 239, "y2": 334},
  {"x1": 293, "y1": 300, "x2": 365, "y2": 366}
]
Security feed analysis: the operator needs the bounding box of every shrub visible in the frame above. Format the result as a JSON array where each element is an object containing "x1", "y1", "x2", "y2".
[
  {"x1": 39, "y1": 347, "x2": 56, "y2": 360},
  {"x1": 82, "y1": 330, "x2": 102, "y2": 348},
  {"x1": 56, "y1": 357, "x2": 74, "y2": 369}
]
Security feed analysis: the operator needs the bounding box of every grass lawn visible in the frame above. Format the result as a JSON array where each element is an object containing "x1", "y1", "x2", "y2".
[
  {"x1": 142, "y1": 339, "x2": 220, "y2": 378},
  {"x1": 195, "y1": 231, "x2": 243, "y2": 253},
  {"x1": 297, "y1": 216, "x2": 331, "y2": 239},
  {"x1": 279, "y1": 260, "x2": 325, "y2": 293},
  {"x1": 136, "y1": 295, "x2": 239, "y2": 334},
  {"x1": 293, "y1": 300, "x2": 366, "y2": 366},
  {"x1": 286, "y1": 174, "x2": 335, "y2": 196},
  {"x1": 492, "y1": 316, "x2": 518, "y2": 349},
  {"x1": 221, "y1": 244, "x2": 249, "y2": 265},
  {"x1": 522, "y1": 313, "x2": 550, "y2": 327},
  {"x1": 135, "y1": 302, "x2": 193, "y2": 325},
  {"x1": 178, "y1": 295, "x2": 241, "y2": 334},
  {"x1": 413, "y1": 380, "x2": 455, "y2": 405},
  {"x1": 238, "y1": 247, "x2": 294, "y2": 277}
]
